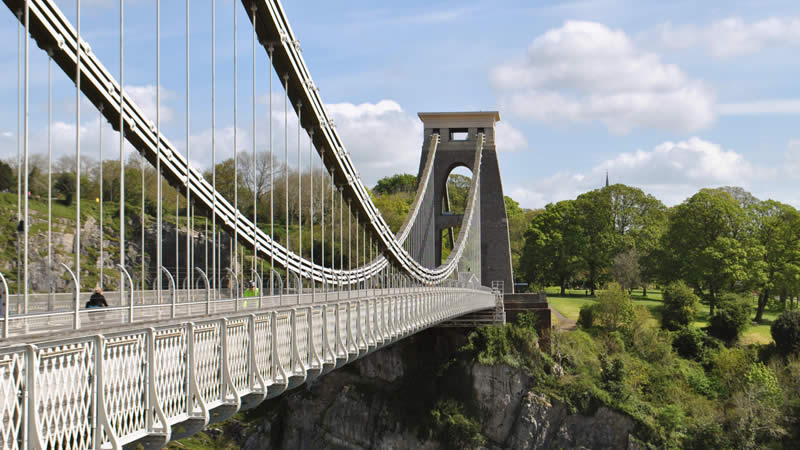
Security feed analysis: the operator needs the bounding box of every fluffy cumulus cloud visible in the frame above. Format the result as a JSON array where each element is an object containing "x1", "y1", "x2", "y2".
[
  {"x1": 125, "y1": 85, "x2": 176, "y2": 125},
  {"x1": 182, "y1": 98, "x2": 425, "y2": 187},
  {"x1": 326, "y1": 100, "x2": 423, "y2": 184},
  {"x1": 492, "y1": 21, "x2": 715, "y2": 134},
  {"x1": 651, "y1": 17, "x2": 800, "y2": 58},
  {"x1": 509, "y1": 137, "x2": 781, "y2": 208},
  {"x1": 495, "y1": 121, "x2": 528, "y2": 152}
]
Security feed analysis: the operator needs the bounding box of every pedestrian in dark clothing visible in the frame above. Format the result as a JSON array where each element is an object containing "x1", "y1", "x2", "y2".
[{"x1": 86, "y1": 287, "x2": 108, "y2": 308}]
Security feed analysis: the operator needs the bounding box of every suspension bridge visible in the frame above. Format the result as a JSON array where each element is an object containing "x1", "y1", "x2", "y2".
[{"x1": 0, "y1": 0, "x2": 516, "y2": 448}]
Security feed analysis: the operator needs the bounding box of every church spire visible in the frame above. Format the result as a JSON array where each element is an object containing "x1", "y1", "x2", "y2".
[{"x1": 605, "y1": 171, "x2": 609, "y2": 187}]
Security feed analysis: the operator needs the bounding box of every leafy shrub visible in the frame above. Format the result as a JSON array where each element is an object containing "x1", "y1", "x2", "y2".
[
  {"x1": 517, "y1": 310, "x2": 540, "y2": 332},
  {"x1": 708, "y1": 293, "x2": 751, "y2": 344},
  {"x1": 661, "y1": 281, "x2": 699, "y2": 331},
  {"x1": 430, "y1": 399, "x2": 486, "y2": 450},
  {"x1": 551, "y1": 329, "x2": 600, "y2": 376},
  {"x1": 577, "y1": 304, "x2": 596, "y2": 329},
  {"x1": 684, "y1": 421, "x2": 727, "y2": 450},
  {"x1": 743, "y1": 363, "x2": 782, "y2": 405},
  {"x1": 599, "y1": 354, "x2": 626, "y2": 397},
  {"x1": 684, "y1": 365, "x2": 716, "y2": 397},
  {"x1": 672, "y1": 327, "x2": 715, "y2": 361},
  {"x1": 710, "y1": 347, "x2": 752, "y2": 398},
  {"x1": 771, "y1": 310, "x2": 800, "y2": 355},
  {"x1": 599, "y1": 330, "x2": 626, "y2": 354},
  {"x1": 727, "y1": 363, "x2": 785, "y2": 447},
  {"x1": 656, "y1": 404, "x2": 687, "y2": 448},
  {"x1": 462, "y1": 323, "x2": 539, "y2": 369},
  {"x1": 628, "y1": 306, "x2": 673, "y2": 363},
  {"x1": 594, "y1": 282, "x2": 634, "y2": 331}
]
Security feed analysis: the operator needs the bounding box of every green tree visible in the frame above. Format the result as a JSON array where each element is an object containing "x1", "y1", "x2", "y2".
[
  {"x1": 372, "y1": 191, "x2": 413, "y2": 233},
  {"x1": 0, "y1": 160, "x2": 14, "y2": 192},
  {"x1": 611, "y1": 248, "x2": 641, "y2": 292},
  {"x1": 574, "y1": 189, "x2": 615, "y2": 295},
  {"x1": 54, "y1": 172, "x2": 76, "y2": 205},
  {"x1": 749, "y1": 200, "x2": 800, "y2": 321},
  {"x1": 771, "y1": 310, "x2": 800, "y2": 355},
  {"x1": 505, "y1": 196, "x2": 538, "y2": 275},
  {"x1": 373, "y1": 173, "x2": 417, "y2": 195},
  {"x1": 520, "y1": 200, "x2": 581, "y2": 294},
  {"x1": 605, "y1": 184, "x2": 667, "y2": 295},
  {"x1": 661, "y1": 281, "x2": 699, "y2": 331},
  {"x1": 658, "y1": 189, "x2": 750, "y2": 315}
]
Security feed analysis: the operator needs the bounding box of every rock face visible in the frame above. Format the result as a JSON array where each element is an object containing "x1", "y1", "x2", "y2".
[
  {"x1": 3, "y1": 209, "x2": 229, "y2": 292},
  {"x1": 228, "y1": 329, "x2": 643, "y2": 450}
]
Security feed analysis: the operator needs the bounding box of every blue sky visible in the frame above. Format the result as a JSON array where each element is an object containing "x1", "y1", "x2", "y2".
[{"x1": 1, "y1": 0, "x2": 799, "y2": 208}]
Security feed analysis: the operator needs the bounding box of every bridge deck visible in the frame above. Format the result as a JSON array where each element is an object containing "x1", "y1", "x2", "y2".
[{"x1": 0, "y1": 287, "x2": 497, "y2": 449}]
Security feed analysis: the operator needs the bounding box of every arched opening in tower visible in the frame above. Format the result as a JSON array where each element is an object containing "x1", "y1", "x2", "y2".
[{"x1": 440, "y1": 165, "x2": 472, "y2": 262}]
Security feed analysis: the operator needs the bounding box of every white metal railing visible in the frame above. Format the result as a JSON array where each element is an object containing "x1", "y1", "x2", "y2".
[
  {"x1": 0, "y1": 287, "x2": 494, "y2": 448},
  {"x1": 0, "y1": 285, "x2": 466, "y2": 339}
]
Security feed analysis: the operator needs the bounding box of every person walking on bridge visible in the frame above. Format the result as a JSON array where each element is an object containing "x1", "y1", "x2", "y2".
[
  {"x1": 86, "y1": 287, "x2": 108, "y2": 309},
  {"x1": 244, "y1": 281, "x2": 259, "y2": 298}
]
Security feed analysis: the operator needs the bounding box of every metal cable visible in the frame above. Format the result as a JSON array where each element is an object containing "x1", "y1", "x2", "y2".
[
  {"x1": 23, "y1": 0, "x2": 29, "y2": 309},
  {"x1": 233, "y1": 0, "x2": 239, "y2": 292},
  {"x1": 251, "y1": 5, "x2": 258, "y2": 292},
  {"x1": 156, "y1": 0, "x2": 162, "y2": 302},
  {"x1": 268, "y1": 46, "x2": 274, "y2": 295},
  {"x1": 185, "y1": 0, "x2": 191, "y2": 303},
  {"x1": 119, "y1": 0, "x2": 125, "y2": 299},
  {"x1": 211, "y1": 0, "x2": 217, "y2": 298},
  {"x1": 47, "y1": 49, "x2": 52, "y2": 305},
  {"x1": 309, "y1": 128, "x2": 314, "y2": 295},
  {"x1": 76, "y1": 0, "x2": 82, "y2": 296},
  {"x1": 297, "y1": 102, "x2": 302, "y2": 283},
  {"x1": 283, "y1": 73, "x2": 288, "y2": 290}
]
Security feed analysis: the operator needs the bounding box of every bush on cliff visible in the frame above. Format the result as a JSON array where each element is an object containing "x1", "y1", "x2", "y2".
[
  {"x1": 461, "y1": 320, "x2": 540, "y2": 370},
  {"x1": 661, "y1": 281, "x2": 699, "y2": 331},
  {"x1": 430, "y1": 399, "x2": 486, "y2": 450},
  {"x1": 771, "y1": 310, "x2": 800, "y2": 355},
  {"x1": 708, "y1": 293, "x2": 751, "y2": 344}
]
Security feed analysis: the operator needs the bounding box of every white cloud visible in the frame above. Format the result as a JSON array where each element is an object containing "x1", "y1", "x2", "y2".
[
  {"x1": 326, "y1": 100, "x2": 423, "y2": 184},
  {"x1": 651, "y1": 17, "x2": 800, "y2": 58},
  {"x1": 125, "y1": 85, "x2": 176, "y2": 124},
  {"x1": 510, "y1": 137, "x2": 778, "y2": 208},
  {"x1": 492, "y1": 21, "x2": 715, "y2": 134},
  {"x1": 718, "y1": 99, "x2": 800, "y2": 115},
  {"x1": 495, "y1": 121, "x2": 528, "y2": 152},
  {"x1": 183, "y1": 98, "x2": 424, "y2": 187}
]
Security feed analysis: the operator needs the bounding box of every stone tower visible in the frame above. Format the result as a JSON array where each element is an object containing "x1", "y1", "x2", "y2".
[{"x1": 416, "y1": 112, "x2": 514, "y2": 293}]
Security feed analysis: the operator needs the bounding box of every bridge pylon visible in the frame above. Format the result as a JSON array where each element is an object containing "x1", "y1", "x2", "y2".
[{"x1": 416, "y1": 112, "x2": 514, "y2": 294}]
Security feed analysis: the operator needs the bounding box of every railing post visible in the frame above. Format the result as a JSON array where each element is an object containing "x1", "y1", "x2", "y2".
[
  {"x1": 116, "y1": 264, "x2": 134, "y2": 323},
  {"x1": 94, "y1": 335, "x2": 119, "y2": 449},
  {"x1": 225, "y1": 268, "x2": 239, "y2": 311},
  {"x1": 25, "y1": 343, "x2": 43, "y2": 450},
  {"x1": 195, "y1": 267, "x2": 211, "y2": 315},
  {"x1": 0, "y1": 272, "x2": 9, "y2": 338},
  {"x1": 160, "y1": 266, "x2": 177, "y2": 319},
  {"x1": 60, "y1": 263, "x2": 79, "y2": 331}
]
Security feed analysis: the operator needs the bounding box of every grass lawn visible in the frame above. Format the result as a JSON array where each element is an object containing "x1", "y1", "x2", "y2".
[{"x1": 543, "y1": 286, "x2": 777, "y2": 345}]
